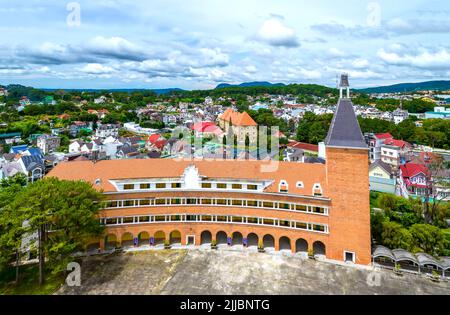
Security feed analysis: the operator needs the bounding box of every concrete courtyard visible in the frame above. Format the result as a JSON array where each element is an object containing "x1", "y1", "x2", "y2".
[{"x1": 57, "y1": 249, "x2": 450, "y2": 295}]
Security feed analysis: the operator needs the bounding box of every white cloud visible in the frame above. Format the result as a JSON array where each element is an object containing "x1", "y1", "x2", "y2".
[
  {"x1": 256, "y1": 17, "x2": 299, "y2": 47},
  {"x1": 80, "y1": 63, "x2": 115, "y2": 74},
  {"x1": 378, "y1": 48, "x2": 450, "y2": 69}
]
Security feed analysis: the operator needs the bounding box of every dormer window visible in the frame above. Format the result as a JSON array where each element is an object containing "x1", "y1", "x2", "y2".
[
  {"x1": 313, "y1": 183, "x2": 323, "y2": 196},
  {"x1": 279, "y1": 180, "x2": 288, "y2": 193},
  {"x1": 94, "y1": 178, "x2": 101, "y2": 186},
  {"x1": 296, "y1": 181, "x2": 304, "y2": 188}
]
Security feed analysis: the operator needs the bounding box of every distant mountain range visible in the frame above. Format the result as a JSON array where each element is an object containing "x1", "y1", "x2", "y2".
[
  {"x1": 215, "y1": 81, "x2": 286, "y2": 89},
  {"x1": 358, "y1": 81, "x2": 450, "y2": 94}
]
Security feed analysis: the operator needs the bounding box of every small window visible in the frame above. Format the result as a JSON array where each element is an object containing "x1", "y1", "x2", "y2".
[
  {"x1": 295, "y1": 205, "x2": 307, "y2": 212},
  {"x1": 140, "y1": 183, "x2": 150, "y2": 189},
  {"x1": 201, "y1": 199, "x2": 212, "y2": 205},
  {"x1": 202, "y1": 215, "x2": 212, "y2": 221},
  {"x1": 263, "y1": 218, "x2": 274, "y2": 225},
  {"x1": 345, "y1": 252, "x2": 355, "y2": 263},
  {"x1": 186, "y1": 215, "x2": 197, "y2": 221},
  {"x1": 232, "y1": 184, "x2": 242, "y2": 189},
  {"x1": 139, "y1": 216, "x2": 150, "y2": 222},
  {"x1": 155, "y1": 215, "x2": 166, "y2": 222},
  {"x1": 216, "y1": 199, "x2": 227, "y2": 205},
  {"x1": 232, "y1": 216, "x2": 243, "y2": 223},
  {"x1": 123, "y1": 200, "x2": 134, "y2": 207},
  {"x1": 171, "y1": 183, "x2": 181, "y2": 188},
  {"x1": 123, "y1": 184, "x2": 134, "y2": 190},
  {"x1": 106, "y1": 218, "x2": 118, "y2": 225},
  {"x1": 202, "y1": 183, "x2": 212, "y2": 189},
  {"x1": 313, "y1": 207, "x2": 325, "y2": 214},
  {"x1": 123, "y1": 217, "x2": 134, "y2": 224},
  {"x1": 247, "y1": 217, "x2": 258, "y2": 224},
  {"x1": 107, "y1": 201, "x2": 118, "y2": 208},
  {"x1": 170, "y1": 215, "x2": 181, "y2": 221},
  {"x1": 279, "y1": 203, "x2": 290, "y2": 210},
  {"x1": 155, "y1": 199, "x2": 166, "y2": 205},
  {"x1": 171, "y1": 198, "x2": 181, "y2": 205},
  {"x1": 263, "y1": 201, "x2": 274, "y2": 208},
  {"x1": 247, "y1": 184, "x2": 258, "y2": 190},
  {"x1": 186, "y1": 198, "x2": 197, "y2": 205},
  {"x1": 296, "y1": 222, "x2": 307, "y2": 230},
  {"x1": 217, "y1": 183, "x2": 227, "y2": 189},
  {"x1": 140, "y1": 199, "x2": 150, "y2": 206},
  {"x1": 156, "y1": 183, "x2": 166, "y2": 189},
  {"x1": 247, "y1": 200, "x2": 257, "y2": 207},
  {"x1": 217, "y1": 216, "x2": 227, "y2": 222},
  {"x1": 313, "y1": 225, "x2": 325, "y2": 232},
  {"x1": 232, "y1": 200, "x2": 243, "y2": 206},
  {"x1": 279, "y1": 220, "x2": 290, "y2": 227},
  {"x1": 296, "y1": 181, "x2": 304, "y2": 188}
]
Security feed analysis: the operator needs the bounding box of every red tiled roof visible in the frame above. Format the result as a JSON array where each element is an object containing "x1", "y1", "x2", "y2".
[
  {"x1": 374, "y1": 133, "x2": 393, "y2": 140},
  {"x1": 191, "y1": 122, "x2": 222, "y2": 133},
  {"x1": 287, "y1": 141, "x2": 318, "y2": 152},
  {"x1": 384, "y1": 139, "x2": 411, "y2": 149},
  {"x1": 219, "y1": 108, "x2": 257, "y2": 126},
  {"x1": 400, "y1": 163, "x2": 429, "y2": 178},
  {"x1": 47, "y1": 159, "x2": 328, "y2": 196},
  {"x1": 147, "y1": 134, "x2": 162, "y2": 144}
]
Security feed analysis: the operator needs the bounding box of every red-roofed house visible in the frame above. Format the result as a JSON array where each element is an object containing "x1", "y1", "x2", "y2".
[
  {"x1": 366, "y1": 133, "x2": 393, "y2": 162},
  {"x1": 398, "y1": 163, "x2": 431, "y2": 198},
  {"x1": 146, "y1": 134, "x2": 167, "y2": 151},
  {"x1": 287, "y1": 140, "x2": 319, "y2": 154},
  {"x1": 191, "y1": 122, "x2": 224, "y2": 138},
  {"x1": 381, "y1": 139, "x2": 412, "y2": 167}
]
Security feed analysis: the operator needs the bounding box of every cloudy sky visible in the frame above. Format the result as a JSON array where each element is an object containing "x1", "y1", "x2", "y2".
[{"x1": 1, "y1": 0, "x2": 450, "y2": 89}]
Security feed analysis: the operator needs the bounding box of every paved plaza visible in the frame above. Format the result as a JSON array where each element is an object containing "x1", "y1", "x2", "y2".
[{"x1": 58, "y1": 249, "x2": 450, "y2": 295}]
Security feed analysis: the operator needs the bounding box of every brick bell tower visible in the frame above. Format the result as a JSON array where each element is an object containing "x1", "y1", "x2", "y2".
[{"x1": 325, "y1": 74, "x2": 371, "y2": 265}]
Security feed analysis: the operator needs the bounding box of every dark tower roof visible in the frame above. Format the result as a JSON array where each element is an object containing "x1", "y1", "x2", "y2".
[{"x1": 325, "y1": 99, "x2": 368, "y2": 149}]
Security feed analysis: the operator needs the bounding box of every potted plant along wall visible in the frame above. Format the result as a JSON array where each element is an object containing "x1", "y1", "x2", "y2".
[
  {"x1": 258, "y1": 240, "x2": 265, "y2": 253},
  {"x1": 164, "y1": 239, "x2": 171, "y2": 250},
  {"x1": 308, "y1": 248, "x2": 315, "y2": 260},
  {"x1": 393, "y1": 264, "x2": 403, "y2": 276},
  {"x1": 211, "y1": 240, "x2": 218, "y2": 250},
  {"x1": 431, "y1": 270, "x2": 441, "y2": 283}
]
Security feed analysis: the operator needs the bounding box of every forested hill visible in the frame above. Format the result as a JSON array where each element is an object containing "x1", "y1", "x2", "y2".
[{"x1": 359, "y1": 81, "x2": 450, "y2": 93}]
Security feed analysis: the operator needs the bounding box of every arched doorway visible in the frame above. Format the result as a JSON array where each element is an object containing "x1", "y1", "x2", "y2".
[
  {"x1": 154, "y1": 231, "x2": 166, "y2": 245},
  {"x1": 170, "y1": 230, "x2": 182, "y2": 245},
  {"x1": 105, "y1": 234, "x2": 118, "y2": 249},
  {"x1": 263, "y1": 234, "x2": 275, "y2": 251},
  {"x1": 216, "y1": 231, "x2": 227, "y2": 246},
  {"x1": 279, "y1": 236, "x2": 291, "y2": 251},
  {"x1": 121, "y1": 232, "x2": 134, "y2": 248},
  {"x1": 295, "y1": 238, "x2": 308, "y2": 253},
  {"x1": 138, "y1": 232, "x2": 150, "y2": 247},
  {"x1": 313, "y1": 241, "x2": 326, "y2": 255},
  {"x1": 201, "y1": 231, "x2": 212, "y2": 245},
  {"x1": 232, "y1": 232, "x2": 243, "y2": 246},
  {"x1": 247, "y1": 233, "x2": 258, "y2": 248}
]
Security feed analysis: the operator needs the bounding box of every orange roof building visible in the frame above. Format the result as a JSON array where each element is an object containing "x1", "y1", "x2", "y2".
[
  {"x1": 218, "y1": 108, "x2": 258, "y2": 144},
  {"x1": 47, "y1": 82, "x2": 371, "y2": 265}
]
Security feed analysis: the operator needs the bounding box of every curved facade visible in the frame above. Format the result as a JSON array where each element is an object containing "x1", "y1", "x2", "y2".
[{"x1": 48, "y1": 94, "x2": 372, "y2": 265}]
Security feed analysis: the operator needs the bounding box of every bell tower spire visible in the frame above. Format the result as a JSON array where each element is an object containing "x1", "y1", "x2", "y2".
[{"x1": 339, "y1": 73, "x2": 350, "y2": 99}]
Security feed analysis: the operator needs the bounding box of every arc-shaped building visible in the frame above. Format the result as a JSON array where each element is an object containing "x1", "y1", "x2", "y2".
[{"x1": 48, "y1": 77, "x2": 372, "y2": 265}]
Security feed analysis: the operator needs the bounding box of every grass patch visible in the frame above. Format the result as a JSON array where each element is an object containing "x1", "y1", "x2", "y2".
[{"x1": 0, "y1": 264, "x2": 64, "y2": 295}]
